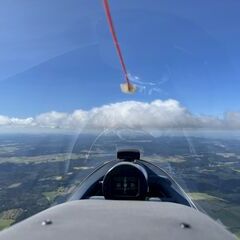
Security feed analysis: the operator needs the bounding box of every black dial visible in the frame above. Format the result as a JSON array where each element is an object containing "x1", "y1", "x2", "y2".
[
  {"x1": 111, "y1": 176, "x2": 140, "y2": 197},
  {"x1": 102, "y1": 162, "x2": 148, "y2": 200}
]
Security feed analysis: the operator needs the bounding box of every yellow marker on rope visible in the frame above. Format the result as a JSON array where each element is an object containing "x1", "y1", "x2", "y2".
[{"x1": 120, "y1": 83, "x2": 137, "y2": 94}]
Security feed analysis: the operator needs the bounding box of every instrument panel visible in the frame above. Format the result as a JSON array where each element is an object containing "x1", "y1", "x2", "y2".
[{"x1": 102, "y1": 162, "x2": 148, "y2": 200}]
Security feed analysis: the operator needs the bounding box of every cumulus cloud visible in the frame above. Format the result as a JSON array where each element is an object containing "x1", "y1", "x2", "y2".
[
  {"x1": 0, "y1": 116, "x2": 11, "y2": 125},
  {"x1": 0, "y1": 99, "x2": 240, "y2": 131}
]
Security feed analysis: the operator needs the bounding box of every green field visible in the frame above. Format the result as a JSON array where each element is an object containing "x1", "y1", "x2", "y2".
[
  {"x1": 189, "y1": 192, "x2": 240, "y2": 239},
  {"x1": 0, "y1": 219, "x2": 14, "y2": 231},
  {"x1": 43, "y1": 191, "x2": 59, "y2": 202},
  {"x1": 210, "y1": 206, "x2": 240, "y2": 239},
  {"x1": 43, "y1": 187, "x2": 66, "y2": 203},
  {"x1": 189, "y1": 192, "x2": 225, "y2": 201}
]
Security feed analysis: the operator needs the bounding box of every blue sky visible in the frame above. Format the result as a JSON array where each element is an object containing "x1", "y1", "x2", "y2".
[{"x1": 0, "y1": 0, "x2": 240, "y2": 118}]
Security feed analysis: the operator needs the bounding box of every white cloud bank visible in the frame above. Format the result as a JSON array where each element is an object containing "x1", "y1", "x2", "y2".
[{"x1": 0, "y1": 99, "x2": 240, "y2": 131}]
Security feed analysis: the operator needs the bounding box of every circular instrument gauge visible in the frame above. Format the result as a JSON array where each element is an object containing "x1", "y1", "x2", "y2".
[{"x1": 102, "y1": 162, "x2": 148, "y2": 200}]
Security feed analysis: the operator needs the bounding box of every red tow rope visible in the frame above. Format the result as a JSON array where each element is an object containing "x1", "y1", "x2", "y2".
[{"x1": 103, "y1": 0, "x2": 133, "y2": 91}]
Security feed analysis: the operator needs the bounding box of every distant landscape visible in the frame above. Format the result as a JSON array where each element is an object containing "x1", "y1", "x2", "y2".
[{"x1": 0, "y1": 133, "x2": 239, "y2": 239}]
